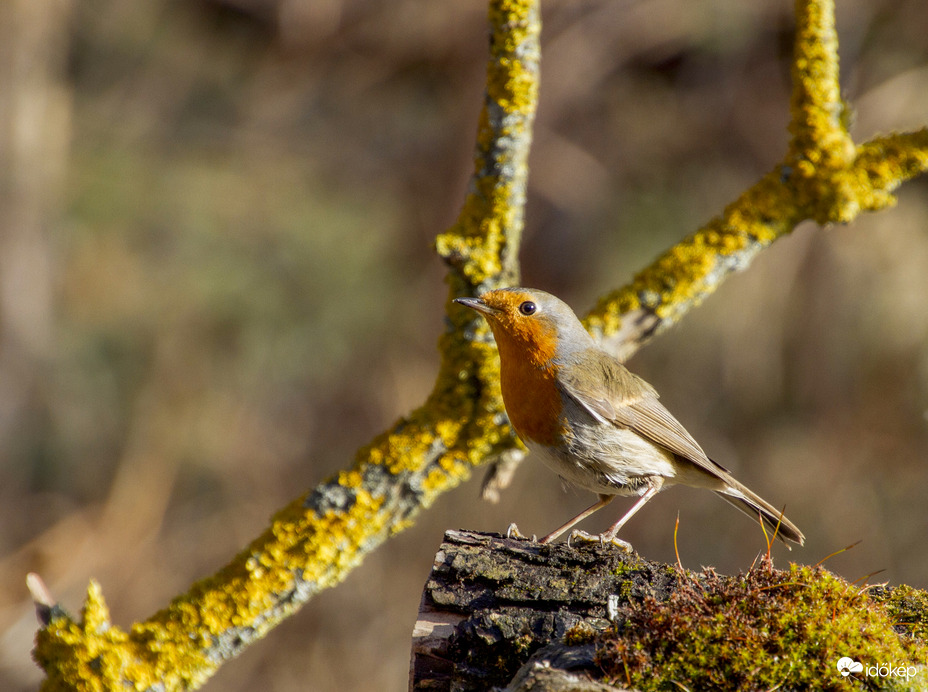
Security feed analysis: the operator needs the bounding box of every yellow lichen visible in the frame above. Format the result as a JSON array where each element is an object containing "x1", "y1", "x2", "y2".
[
  {"x1": 337, "y1": 469, "x2": 363, "y2": 488},
  {"x1": 487, "y1": 58, "x2": 537, "y2": 115},
  {"x1": 81, "y1": 581, "x2": 110, "y2": 634},
  {"x1": 422, "y1": 467, "x2": 452, "y2": 494}
]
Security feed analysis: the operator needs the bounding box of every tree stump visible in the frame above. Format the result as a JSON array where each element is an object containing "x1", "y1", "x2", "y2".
[{"x1": 409, "y1": 529, "x2": 675, "y2": 691}]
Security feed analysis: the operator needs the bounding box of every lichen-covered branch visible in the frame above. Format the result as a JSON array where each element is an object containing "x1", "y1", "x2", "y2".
[
  {"x1": 585, "y1": 0, "x2": 928, "y2": 358},
  {"x1": 434, "y1": 0, "x2": 540, "y2": 293},
  {"x1": 433, "y1": 0, "x2": 543, "y2": 502},
  {"x1": 31, "y1": 1, "x2": 540, "y2": 689}
]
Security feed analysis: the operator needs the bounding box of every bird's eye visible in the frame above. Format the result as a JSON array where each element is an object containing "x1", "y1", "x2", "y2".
[{"x1": 518, "y1": 301, "x2": 537, "y2": 316}]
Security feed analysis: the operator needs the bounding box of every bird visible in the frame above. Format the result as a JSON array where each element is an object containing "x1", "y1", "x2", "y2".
[{"x1": 454, "y1": 287, "x2": 804, "y2": 549}]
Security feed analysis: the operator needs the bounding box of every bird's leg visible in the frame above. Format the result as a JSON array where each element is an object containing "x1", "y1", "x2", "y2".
[
  {"x1": 506, "y1": 523, "x2": 535, "y2": 541},
  {"x1": 568, "y1": 480, "x2": 663, "y2": 551},
  {"x1": 599, "y1": 477, "x2": 664, "y2": 542},
  {"x1": 540, "y1": 495, "x2": 614, "y2": 544},
  {"x1": 567, "y1": 530, "x2": 633, "y2": 552}
]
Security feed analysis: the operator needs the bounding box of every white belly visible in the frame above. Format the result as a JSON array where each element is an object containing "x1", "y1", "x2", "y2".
[{"x1": 525, "y1": 424, "x2": 679, "y2": 497}]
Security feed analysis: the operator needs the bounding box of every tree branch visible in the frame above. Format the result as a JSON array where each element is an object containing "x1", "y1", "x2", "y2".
[{"x1": 585, "y1": 0, "x2": 928, "y2": 358}]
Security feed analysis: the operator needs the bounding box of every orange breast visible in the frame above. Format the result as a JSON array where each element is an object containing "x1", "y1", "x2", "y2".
[{"x1": 497, "y1": 342, "x2": 566, "y2": 447}]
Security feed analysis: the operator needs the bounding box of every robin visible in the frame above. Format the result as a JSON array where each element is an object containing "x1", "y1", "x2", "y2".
[{"x1": 455, "y1": 287, "x2": 804, "y2": 549}]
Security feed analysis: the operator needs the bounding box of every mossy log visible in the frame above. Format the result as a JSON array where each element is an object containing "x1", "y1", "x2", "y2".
[{"x1": 410, "y1": 530, "x2": 928, "y2": 691}]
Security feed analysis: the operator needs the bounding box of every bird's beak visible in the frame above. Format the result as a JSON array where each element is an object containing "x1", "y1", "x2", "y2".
[{"x1": 454, "y1": 296, "x2": 499, "y2": 316}]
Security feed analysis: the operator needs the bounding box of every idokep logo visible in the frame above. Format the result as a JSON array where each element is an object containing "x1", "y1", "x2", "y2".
[
  {"x1": 836, "y1": 657, "x2": 863, "y2": 677},
  {"x1": 836, "y1": 656, "x2": 919, "y2": 681}
]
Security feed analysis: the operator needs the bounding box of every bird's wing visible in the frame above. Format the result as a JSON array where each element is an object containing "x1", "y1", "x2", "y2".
[{"x1": 558, "y1": 349, "x2": 730, "y2": 476}]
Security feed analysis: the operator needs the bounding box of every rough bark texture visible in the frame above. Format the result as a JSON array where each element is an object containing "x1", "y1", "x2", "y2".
[{"x1": 410, "y1": 529, "x2": 678, "y2": 691}]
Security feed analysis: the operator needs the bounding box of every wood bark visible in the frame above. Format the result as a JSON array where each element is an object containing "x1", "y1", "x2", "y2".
[{"x1": 410, "y1": 529, "x2": 676, "y2": 691}]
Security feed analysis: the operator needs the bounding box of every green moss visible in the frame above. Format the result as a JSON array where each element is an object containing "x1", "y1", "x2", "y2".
[
  {"x1": 564, "y1": 623, "x2": 597, "y2": 647},
  {"x1": 595, "y1": 561, "x2": 928, "y2": 690},
  {"x1": 874, "y1": 584, "x2": 928, "y2": 644},
  {"x1": 610, "y1": 554, "x2": 645, "y2": 579}
]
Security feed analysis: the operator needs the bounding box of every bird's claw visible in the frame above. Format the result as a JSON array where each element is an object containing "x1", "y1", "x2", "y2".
[
  {"x1": 506, "y1": 523, "x2": 537, "y2": 541},
  {"x1": 567, "y1": 529, "x2": 633, "y2": 552}
]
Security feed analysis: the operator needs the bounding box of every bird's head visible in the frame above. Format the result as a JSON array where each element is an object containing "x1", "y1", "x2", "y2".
[{"x1": 454, "y1": 288, "x2": 592, "y2": 365}]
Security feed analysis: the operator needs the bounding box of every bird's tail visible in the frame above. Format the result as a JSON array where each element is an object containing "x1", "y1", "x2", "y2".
[{"x1": 715, "y1": 480, "x2": 805, "y2": 548}]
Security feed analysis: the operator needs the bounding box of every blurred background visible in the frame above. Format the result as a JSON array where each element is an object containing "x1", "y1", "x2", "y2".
[{"x1": 1, "y1": 0, "x2": 927, "y2": 689}]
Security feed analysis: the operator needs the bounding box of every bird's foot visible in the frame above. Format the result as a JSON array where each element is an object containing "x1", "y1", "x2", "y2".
[
  {"x1": 506, "y1": 523, "x2": 537, "y2": 541},
  {"x1": 567, "y1": 529, "x2": 633, "y2": 552}
]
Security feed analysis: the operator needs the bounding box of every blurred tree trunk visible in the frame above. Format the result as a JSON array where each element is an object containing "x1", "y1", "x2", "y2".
[{"x1": 0, "y1": 0, "x2": 71, "y2": 468}]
